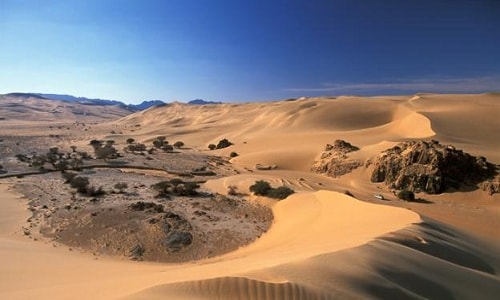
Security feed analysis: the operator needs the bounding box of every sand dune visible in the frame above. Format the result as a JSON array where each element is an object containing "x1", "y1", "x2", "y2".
[{"x1": 1, "y1": 93, "x2": 500, "y2": 299}]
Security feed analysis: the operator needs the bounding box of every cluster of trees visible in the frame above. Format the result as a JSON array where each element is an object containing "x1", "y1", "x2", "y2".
[
  {"x1": 151, "y1": 178, "x2": 200, "y2": 198},
  {"x1": 124, "y1": 136, "x2": 185, "y2": 154},
  {"x1": 16, "y1": 147, "x2": 88, "y2": 172},
  {"x1": 249, "y1": 180, "x2": 295, "y2": 200}
]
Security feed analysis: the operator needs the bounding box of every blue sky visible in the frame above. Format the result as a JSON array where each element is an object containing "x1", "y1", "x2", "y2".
[{"x1": 1, "y1": 0, "x2": 499, "y2": 103}]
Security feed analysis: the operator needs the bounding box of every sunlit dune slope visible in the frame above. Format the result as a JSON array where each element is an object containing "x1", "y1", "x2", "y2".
[{"x1": 117, "y1": 95, "x2": 439, "y2": 171}]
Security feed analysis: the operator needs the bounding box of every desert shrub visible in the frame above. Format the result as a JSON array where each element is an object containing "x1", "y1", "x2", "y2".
[
  {"x1": 227, "y1": 185, "x2": 238, "y2": 196},
  {"x1": 181, "y1": 182, "x2": 200, "y2": 196},
  {"x1": 397, "y1": 189, "x2": 415, "y2": 201},
  {"x1": 216, "y1": 138, "x2": 232, "y2": 149},
  {"x1": 70, "y1": 176, "x2": 90, "y2": 193},
  {"x1": 126, "y1": 138, "x2": 135, "y2": 144},
  {"x1": 208, "y1": 144, "x2": 216, "y2": 150},
  {"x1": 249, "y1": 180, "x2": 295, "y2": 199},
  {"x1": 85, "y1": 186, "x2": 105, "y2": 197},
  {"x1": 173, "y1": 141, "x2": 184, "y2": 148},
  {"x1": 114, "y1": 182, "x2": 128, "y2": 193},
  {"x1": 15, "y1": 154, "x2": 29, "y2": 163},
  {"x1": 130, "y1": 201, "x2": 164, "y2": 213},
  {"x1": 229, "y1": 152, "x2": 238, "y2": 158},
  {"x1": 249, "y1": 180, "x2": 272, "y2": 196},
  {"x1": 151, "y1": 179, "x2": 199, "y2": 197},
  {"x1": 161, "y1": 144, "x2": 174, "y2": 152},
  {"x1": 169, "y1": 178, "x2": 184, "y2": 186},
  {"x1": 62, "y1": 171, "x2": 78, "y2": 184},
  {"x1": 267, "y1": 186, "x2": 295, "y2": 199},
  {"x1": 126, "y1": 143, "x2": 147, "y2": 153},
  {"x1": 153, "y1": 139, "x2": 163, "y2": 148}
]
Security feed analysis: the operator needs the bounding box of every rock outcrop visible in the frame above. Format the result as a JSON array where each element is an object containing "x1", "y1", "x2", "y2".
[
  {"x1": 370, "y1": 140, "x2": 497, "y2": 194},
  {"x1": 312, "y1": 140, "x2": 362, "y2": 177}
]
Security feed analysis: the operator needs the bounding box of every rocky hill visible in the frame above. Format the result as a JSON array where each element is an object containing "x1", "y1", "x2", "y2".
[
  {"x1": 0, "y1": 94, "x2": 133, "y2": 122},
  {"x1": 369, "y1": 140, "x2": 498, "y2": 194}
]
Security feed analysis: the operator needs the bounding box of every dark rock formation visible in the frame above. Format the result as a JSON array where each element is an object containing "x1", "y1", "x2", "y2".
[
  {"x1": 312, "y1": 140, "x2": 362, "y2": 177},
  {"x1": 370, "y1": 140, "x2": 497, "y2": 194},
  {"x1": 162, "y1": 212, "x2": 193, "y2": 252},
  {"x1": 480, "y1": 175, "x2": 500, "y2": 195},
  {"x1": 164, "y1": 231, "x2": 193, "y2": 252}
]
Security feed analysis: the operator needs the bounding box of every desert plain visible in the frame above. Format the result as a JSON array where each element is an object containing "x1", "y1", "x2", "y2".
[{"x1": 0, "y1": 93, "x2": 499, "y2": 299}]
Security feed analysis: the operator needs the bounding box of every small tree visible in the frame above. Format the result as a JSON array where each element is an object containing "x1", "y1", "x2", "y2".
[
  {"x1": 208, "y1": 144, "x2": 216, "y2": 150},
  {"x1": 126, "y1": 138, "x2": 135, "y2": 144},
  {"x1": 229, "y1": 152, "x2": 238, "y2": 158}
]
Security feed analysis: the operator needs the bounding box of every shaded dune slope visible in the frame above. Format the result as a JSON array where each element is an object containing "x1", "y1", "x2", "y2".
[{"x1": 127, "y1": 219, "x2": 500, "y2": 300}]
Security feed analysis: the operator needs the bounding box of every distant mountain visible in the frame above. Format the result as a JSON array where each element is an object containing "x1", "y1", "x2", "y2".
[
  {"x1": 5, "y1": 92, "x2": 49, "y2": 100},
  {"x1": 187, "y1": 99, "x2": 222, "y2": 105},
  {"x1": 128, "y1": 100, "x2": 165, "y2": 110},
  {"x1": 35, "y1": 93, "x2": 125, "y2": 107},
  {"x1": 4, "y1": 92, "x2": 166, "y2": 111},
  {"x1": 34, "y1": 93, "x2": 165, "y2": 111}
]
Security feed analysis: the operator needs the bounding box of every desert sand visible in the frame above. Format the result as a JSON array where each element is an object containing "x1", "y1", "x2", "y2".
[{"x1": 1, "y1": 93, "x2": 500, "y2": 299}]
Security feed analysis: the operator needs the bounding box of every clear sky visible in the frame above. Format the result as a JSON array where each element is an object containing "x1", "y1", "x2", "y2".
[{"x1": 1, "y1": 0, "x2": 499, "y2": 103}]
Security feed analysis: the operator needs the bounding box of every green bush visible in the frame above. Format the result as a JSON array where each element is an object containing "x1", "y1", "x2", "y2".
[
  {"x1": 267, "y1": 186, "x2": 295, "y2": 199},
  {"x1": 249, "y1": 180, "x2": 272, "y2": 196},
  {"x1": 397, "y1": 189, "x2": 415, "y2": 201},
  {"x1": 249, "y1": 180, "x2": 295, "y2": 200}
]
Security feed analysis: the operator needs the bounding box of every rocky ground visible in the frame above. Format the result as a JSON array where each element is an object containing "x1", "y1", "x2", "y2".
[{"x1": 0, "y1": 121, "x2": 273, "y2": 263}]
